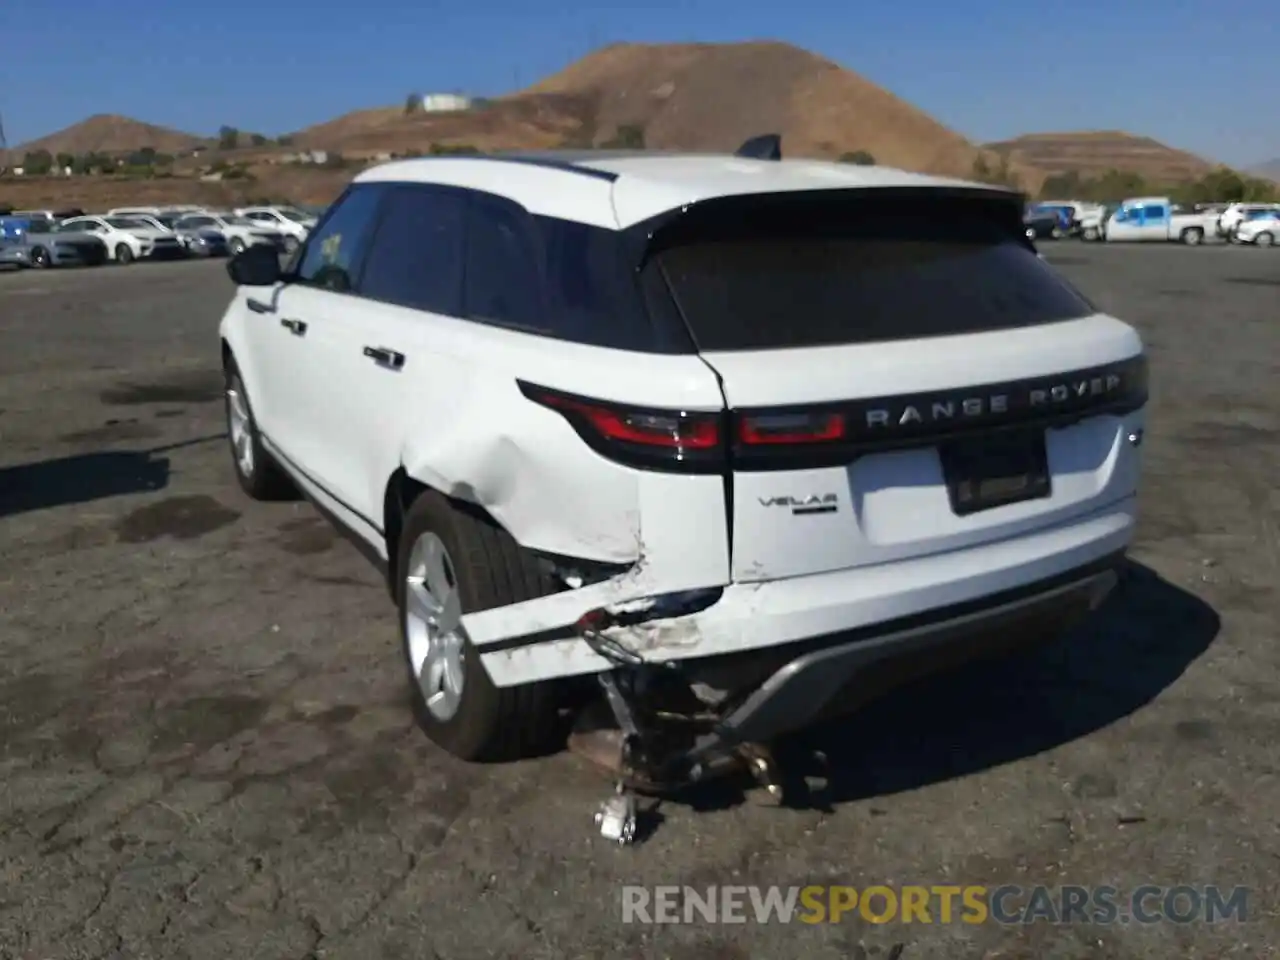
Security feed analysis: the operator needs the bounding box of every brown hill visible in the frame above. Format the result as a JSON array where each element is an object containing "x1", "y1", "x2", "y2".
[
  {"x1": 1248, "y1": 158, "x2": 1280, "y2": 182},
  {"x1": 10, "y1": 114, "x2": 206, "y2": 157},
  {"x1": 295, "y1": 41, "x2": 1037, "y2": 184},
  {"x1": 984, "y1": 131, "x2": 1215, "y2": 183}
]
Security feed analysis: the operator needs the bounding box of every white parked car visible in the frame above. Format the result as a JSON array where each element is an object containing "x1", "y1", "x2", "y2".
[
  {"x1": 1217, "y1": 202, "x2": 1280, "y2": 240},
  {"x1": 56, "y1": 215, "x2": 186, "y2": 263},
  {"x1": 1233, "y1": 214, "x2": 1279, "y2": 247},
  {"x1": 172, "y1": 212, "x2": 287, "y2": 255},
  {"x1": 233, "y1": 206, "x2": 317, "y2": 252},
  {"x1": 217, "y1": 142, "x2": 1147, "y2": 835}
]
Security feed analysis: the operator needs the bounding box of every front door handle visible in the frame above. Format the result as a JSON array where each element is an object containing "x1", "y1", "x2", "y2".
[
  {"x1": 281, "y1": 318, "x2": 307, "y2": 336},
  {"x1": 247, "y1": 298, "x2": 273, "y2": 314},
  {"x1": 363, "y1": 345, "x2": 405, "y2": 370}
]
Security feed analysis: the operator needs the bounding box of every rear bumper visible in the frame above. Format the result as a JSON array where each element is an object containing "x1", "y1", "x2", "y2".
[
  {"x1": 702, "y1": 559, "x2": 1118, "y2": 746},
  {"x1": 477, "y1": 495, "x2": 1137, "y2": 687}
]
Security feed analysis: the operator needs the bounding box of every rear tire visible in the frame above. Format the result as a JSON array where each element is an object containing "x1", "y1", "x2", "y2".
[
  {"x1": 1256, "y1": 232, "x2": 1274, "y2": 248},
  {"x1": 30, "y1": 246, "x2": 50, "y2": 268},
  {"x1": 397, "y1": 490, "x2": 562, "y2": 761},
  {"x1": 1180, "y1": 227, "x2": 1203, "y2": 245},
  {"x1": 229, "y1": 237, "x2": 246, "y2": 255},
  {"x1": 223, "y1": 358, "x2": 296, "y2": 501}
]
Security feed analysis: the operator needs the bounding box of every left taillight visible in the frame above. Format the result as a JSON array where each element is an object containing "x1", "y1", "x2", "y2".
[{"x1": 516, "y1": 380, "x2": 725, "y2": 474}]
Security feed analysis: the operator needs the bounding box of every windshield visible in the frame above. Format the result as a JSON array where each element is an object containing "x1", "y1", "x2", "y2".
[
  {"x1": 278, "y1": 207, "x2": 310, "y2": 221},
  {"x1": 220, "y1": 216, "x2": 253, "y2": 226},
  {"x1": 53, "y1": 222, "x2": 84, "y2": 233},
  {"x1": 106, "y1": 217, "x2": 149, "y2": 230}
]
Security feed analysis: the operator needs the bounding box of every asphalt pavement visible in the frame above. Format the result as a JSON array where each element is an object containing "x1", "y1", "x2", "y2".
[{"x1": 1, "y1": 244, "x2": 1278, "y2": 959}]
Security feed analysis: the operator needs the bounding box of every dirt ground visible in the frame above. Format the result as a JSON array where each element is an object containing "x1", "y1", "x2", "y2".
[{"x1": 0, "y1": 245, "x2": 1277, "y2": 959}]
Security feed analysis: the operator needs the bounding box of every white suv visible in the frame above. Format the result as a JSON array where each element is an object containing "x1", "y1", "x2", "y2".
[
  {"x1": 233, "y1": 206, "x2": 317, "y2": 252},
  {"x1": 218, "y1": 142, "x2": 1147, "y2": 812}
]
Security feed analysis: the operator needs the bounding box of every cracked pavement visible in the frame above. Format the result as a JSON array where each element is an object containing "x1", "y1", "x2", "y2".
[{"x1": 1, "y1": 247, "x2": 1278, "y2": 959}]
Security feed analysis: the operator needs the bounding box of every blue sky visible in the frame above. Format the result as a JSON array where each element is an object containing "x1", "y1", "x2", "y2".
[{"x1": 3, "y1": 0, "x2": 1277, "y2": 166}]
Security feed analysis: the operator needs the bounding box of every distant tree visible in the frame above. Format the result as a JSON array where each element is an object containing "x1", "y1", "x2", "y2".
[
  {"x1": 276, "y1": 134, "x2": 295, "y2": 147},
  {"x1": 55, "y1": 152, "x2": 75, "y2": 171},
  {"x1": 970, "y1": 153, "x2": 1020, "y2": 190},
  {"x1": 218, "y1": 125, "x2": 240, "y2": 150},
  {"x1": 154, "y1": 152, "x2": 175, "y2": 167},
  {"x1": 250, "y1": 133, "x2": 268, "y2": 147},
  {"x1": 404, "y1": 92, "x2": 423, "y2": 115},
  {"x1": 601, "y1": 124, "x2": 645, "y2": 149},
  {"x1": 22, "y1": 150, "x2": 53, "y2": 175},
  {"x1": 839, "y1": 150, "x2": 875, "y2": 165}
]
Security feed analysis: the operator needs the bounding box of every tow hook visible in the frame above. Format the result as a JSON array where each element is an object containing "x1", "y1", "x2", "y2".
[{"x1": 574, "y1": 604, "x2": 787, "y2": 844}]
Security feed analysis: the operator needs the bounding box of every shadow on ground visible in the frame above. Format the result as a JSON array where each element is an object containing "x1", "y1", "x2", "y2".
[
  {"x1": 0, "y1": 435, "x2": 224, "y2": 518},
  {"x1": 671, "y1": 560, "x2": 1219, "y2": 816}
]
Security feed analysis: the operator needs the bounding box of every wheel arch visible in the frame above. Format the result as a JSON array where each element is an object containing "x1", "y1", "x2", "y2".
[{"x1": 382, "y1": 468, "x2": 508, "y2": 592}]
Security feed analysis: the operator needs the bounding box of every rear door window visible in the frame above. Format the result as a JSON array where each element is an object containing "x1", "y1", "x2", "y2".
[
  {"x1": 652, "y1": 192, "x2": 1095, "y2": 351},
  {"x1": 462, "y1": 194, "x2": 546, "y2": 334}
]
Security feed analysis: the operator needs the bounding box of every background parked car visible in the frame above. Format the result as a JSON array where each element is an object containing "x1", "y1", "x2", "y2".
[
  {"x1": 57, "y1": 215, "x2": 186, "y2": 263},
  {"x1": 1104, "y1": 197, "x2": 1216, "y2": 244},
  {"x1": 172, "y1": 212, "x2": 287, "y2": 255},
  {"x1": 3, "y1": 220, "x2": 108, "y2": 268},
  {"x1": 233, "y1": 206, "x2": 316, "y2": 253},
  {"x1": 1023, "y1": 205, "x2": 1063, "y2": 240},
  {"x1": 1217, "y1": 202, "x2": 1280, "y2": 241},
  {"x1": 1233, "y1": 212, "x2": 1279, "y2": 247}
]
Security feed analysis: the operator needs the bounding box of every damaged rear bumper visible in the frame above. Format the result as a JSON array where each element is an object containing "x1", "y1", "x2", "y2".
[
  {"x1": 469, "y1": 497, "x2": 1136, "y2": 687},
  {"x1": 692, "y1": 562, "x2": 1118, "y2": 750}
]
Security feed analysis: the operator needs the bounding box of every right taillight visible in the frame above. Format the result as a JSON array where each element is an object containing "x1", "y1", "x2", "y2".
[{"x1": 517, "y1": 380, "x2": 725, "y2": 474}]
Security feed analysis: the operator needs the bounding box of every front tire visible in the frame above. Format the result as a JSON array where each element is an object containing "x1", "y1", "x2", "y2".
[
  {"x1": 30, "y1": 246, "x2": 51, "y2": 268},
  {"x1": 397, "y1": 490, "x2": 561, "y2": 761},
  {"x1": 229, "y1": 237, "x2": 246, "y2": 255},
  {"x1": 224, "y1": 359, "x2": 296, "y2": 500},
  {"x1": 115, "y1": 243, "x2": 135, "y2": 265},
  {"x1": 1255, "y1": 232, "x2": 1274, "y2": 248}
]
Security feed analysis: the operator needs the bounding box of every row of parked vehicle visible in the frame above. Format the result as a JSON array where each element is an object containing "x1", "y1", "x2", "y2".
[
  {"x1": 0, "y1": 204, "x2": 323, "y2": 270},
  {"x1": 1024, "y1": 199, "x2": 1280, "y2": 247}
]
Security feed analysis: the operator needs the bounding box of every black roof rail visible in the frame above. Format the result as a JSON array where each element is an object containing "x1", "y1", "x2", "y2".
[{"x1": 734, "y1": 134, "x2": 781, "y2": 161}]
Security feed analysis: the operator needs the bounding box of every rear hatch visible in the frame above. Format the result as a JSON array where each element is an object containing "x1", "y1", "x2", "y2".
[{"x1": 643, "y1": 188, "x2": 1147, "y2": 583}]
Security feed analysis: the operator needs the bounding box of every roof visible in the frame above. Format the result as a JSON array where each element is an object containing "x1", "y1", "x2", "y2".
[{"x1": 354, "y1": 150, "x2": 1013, "y2": 230}]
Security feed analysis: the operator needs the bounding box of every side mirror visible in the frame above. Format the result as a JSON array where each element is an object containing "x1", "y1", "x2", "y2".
[{"x1": 226, "y1": 244, "x2": 281, "y2": 286}]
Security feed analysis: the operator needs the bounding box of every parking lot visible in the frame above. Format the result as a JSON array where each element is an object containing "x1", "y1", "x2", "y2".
[{"x1": 1, "y1": 244, "x2": 1278, "y2": 959}]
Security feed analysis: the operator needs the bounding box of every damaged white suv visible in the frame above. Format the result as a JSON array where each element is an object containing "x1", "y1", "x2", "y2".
[{"x1": 219, "y1": 137, "x2": 1147, "y2": 821}]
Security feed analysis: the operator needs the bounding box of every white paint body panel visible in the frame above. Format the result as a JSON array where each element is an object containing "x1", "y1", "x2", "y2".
[{"x1": 220, "y1": 152, "x2": 1146, "y2": 692}]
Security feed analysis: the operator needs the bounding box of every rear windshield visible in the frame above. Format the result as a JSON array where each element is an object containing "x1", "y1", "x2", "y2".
[{"x1": 652, "y1": 194, "x2": 1095, "y2": 351}]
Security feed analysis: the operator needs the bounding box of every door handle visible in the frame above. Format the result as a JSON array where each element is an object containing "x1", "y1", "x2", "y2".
[
  {"x1": 281, "y1": 318, "x2": 307, "y2": 336},
  {"x1": 247, "y1": 298, "x2": 273, "y2": 314},
  {"x1": 363, "y1": 346, "x2": 405, "y2": 370}
]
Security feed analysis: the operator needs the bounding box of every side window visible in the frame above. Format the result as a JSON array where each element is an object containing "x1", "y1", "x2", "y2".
[
  {"x1": 462, "y1": 194, "x2": 546, "y2": 333},
  {"x1": 359, "y1": 186, "x2": 465, "y2": 315},
  {"x1": 537, "y1": 215, "x2": 657, "y2": 350},
  {"x1": 293, "y1": 185, "x2": 385, "y2": 293},
  {"x1": 1142, "y1": 204, "x2": 1166, "y2": 221}
]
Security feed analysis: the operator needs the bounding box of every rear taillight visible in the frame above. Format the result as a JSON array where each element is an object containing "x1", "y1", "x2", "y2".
[
  {"x1": 738, "y1": 411, "x2": 846, "y2": 445},
  {"x1": 517, "y1": 380, "x2": 724, "y2": 474}
]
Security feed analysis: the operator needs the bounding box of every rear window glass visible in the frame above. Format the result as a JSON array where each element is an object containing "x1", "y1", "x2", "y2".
[{"x1": 652, "y1": 195, "x2": 1094, "y2": 352}]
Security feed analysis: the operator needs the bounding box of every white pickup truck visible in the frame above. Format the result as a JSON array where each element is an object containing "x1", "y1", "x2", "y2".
[{"x1": 1103, "y1": 197, "x2": 1218, "y2": 244}]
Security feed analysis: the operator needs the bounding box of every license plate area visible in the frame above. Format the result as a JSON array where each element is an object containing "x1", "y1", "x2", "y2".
[{"x1": 939, "y1": 429, "x2": 1051, "y2": 516}]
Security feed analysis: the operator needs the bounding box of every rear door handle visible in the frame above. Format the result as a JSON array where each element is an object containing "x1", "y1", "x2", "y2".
[
  {"x1": 363, "y1": 346, "x2": 405, "y2": 370},
  {"x1": 247, "y1": 298, "x2": 273, "y2": 314},
  {"x1": 281, "y1": 318, "x2": 307, "y2": 336}
]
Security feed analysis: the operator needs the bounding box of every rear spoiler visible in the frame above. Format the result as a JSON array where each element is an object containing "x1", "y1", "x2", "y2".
[
  {"x1": 735, "y1": 133, "x2": 782, "y2": 161},
  {"x1": 635, "y1": 185, "x2": 1033, "y2": 265}
]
